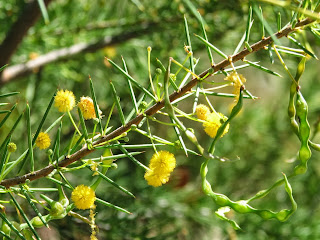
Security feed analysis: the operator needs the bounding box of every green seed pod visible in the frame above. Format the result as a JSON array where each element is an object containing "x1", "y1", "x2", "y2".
[
  {"x1": 215, "y1": 194, "x2": 231, "y2": 206},
  {"x1": 50, "y1": 201, "x2": 64, "y2": 217},
  {"x1": 288, "y1": 82, "x2": 299, "y2": 135},
  {"x1": 22, "y1": 229, "x2": 34, "y2": 240},
  {"x1": 202, "y1": 180, "x2": 212, "y2": 195},
  {"x1": 296, "y1": 92, "x2": 311, "y2": 165},
  {"x1": 130, "y1": 124, "x2": 137, "y2": 131},
  {"x1": 258, "y1": 210, "x2": 275, "y2": 220},
  {"x1": 232, "y1": 200, "x2": 251, "y2": 213},
  {"x1": 31, "y1": 216, "x2": 44, "y2": 228},
  {"x1": 276, "y1": 209, "x2": 291, "y2": 222},
  {"x1": 294, "y1": 164, "x2": 307, "y2": 175}
]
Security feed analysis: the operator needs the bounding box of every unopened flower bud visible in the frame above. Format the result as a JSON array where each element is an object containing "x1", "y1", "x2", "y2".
[{"x1": 7, "y1": 142, "x2": 17, "y2": 153}]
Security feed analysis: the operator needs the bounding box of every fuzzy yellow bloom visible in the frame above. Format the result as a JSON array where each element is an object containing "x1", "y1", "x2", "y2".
[
  {"x1": 195, "y1": 104, "x2": 211, "y2": 120},
  {"x1": 224, "y1": 72, "x2": 246, "y2": 101},
  {"x1": 78, "y1": 97, "x2": 97, "y2": 120},
  {"x1": 144, "y1": 170, "x2": 170, "y2": 187},
  {"x1": 35, "y1": 132, "x2": 51, "y2": 149},
  {"x1": 144, "y1": 151, "x2": 176, "y2": 187},
  {"x1": 54, "y1": 89, "x2": 76, "y2": 112},
  {"x1": 149, "y1": 151, "x2": 176, "y2": 174},
  {"x1": 203, "y1": 112, "x2": 229, "y2": 138},
  {"x1": 71, "y1": 185, "x2": 96, "y2": 210}
]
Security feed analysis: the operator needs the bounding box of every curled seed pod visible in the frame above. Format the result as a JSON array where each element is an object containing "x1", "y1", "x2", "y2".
[
  {"x1": 295, "y1": 91, "x2": 311, "y2": 174},
  {"x1": 202, "y1": 180, "x2": 212, "y2": 196},
  {"x1": 276, "y1": 209, "x2": 292, "y2": 222},
  {"x1": 232, "y1": 200, "x2": 252, "y2": 214},
  {"x1": 257, "y1": 210, "x2": 275, "y2": 220},
  {"x1": 215, "y1": 193, "x2": 231, "y2": 206},
  {"x1": 288, "y1": 82, "x2": 299, "y2": 135}
]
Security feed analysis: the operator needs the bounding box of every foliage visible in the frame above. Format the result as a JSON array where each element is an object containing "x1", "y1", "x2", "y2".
[{"x1": 1, "y1": 0, "x2": 320, "y2": 239}]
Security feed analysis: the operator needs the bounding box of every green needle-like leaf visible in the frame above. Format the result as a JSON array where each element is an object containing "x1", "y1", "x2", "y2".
[
  {"x1": 20, "y1": 185, "x2": 49, "y2": 228},
  {"x1": 37, "y1": 0, "x2": 49, "y2": 24},
  {"x1": 197, "y1": 11, "x2": 214, "y2": 65},
  {"x1": 78, "y1": 108, "x2": 88, "y2": 140},
  {"x1": 117, "y1": 142, "x2": 149, "y2": 171},
  {"x1": 89, "y1": 76, "x2": 104, "y2": 134},
  {"x1": 109, "y1": 79, "x2": 125, "y2": 125},
  {"x1": 0, "y1": 112, "x2": 23, "y2": 154},
  {"x1": 0, "y1": 92, "x2": 19, "y2": 98},
  {"x1": 95, "y1": 170, "x2": 135, "y2": 198},
  {"x1": 26, "y1": 104, "x2": 34, "y2": 172},
  {"x1": 107, "y1": 58, "x2": 157, "y2": 101},
  {"x1": 122, "y1": 57, "x2": 138, "y2": 117},
  {"x1": 96, "y1": 198, "x2": 131, "y2": 214},
  {"x1": 0, "y1": 212, "x2": 26, "y2": 240},
  {"x1": 287, "y1": 35, "x2": 318, "y2": 59},
  {"x1": 19, "y1": 92, "x2": 56, "y2": 173},
  {"x1": 244, "y1": 60, "x2": 281, "y2": 77},
  {"x1": 8, "y1": 191, "x2": 41, "y2": 240}
]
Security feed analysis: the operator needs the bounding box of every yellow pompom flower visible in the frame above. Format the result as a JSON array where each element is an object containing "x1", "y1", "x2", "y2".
[
  {"x1": 78, "y1": 97, "x2": 97, "y2": 120},
  {"x1": 224, "y1": 72, "x2": 246, "y2": 101},
  {"x1": 71, "y1": 185, "x2": 96, "y2": 210},
  {"x1": 144, "y1": 151, "x2": 176, "y2": 187},
  {"x1": 149, "y1": 151, "x2": 176, "y2": 174},
  {"x1": 35, "y1": 132, "x2": 51, "y2": 150},
  {"x1": 54, "y1": 89, "x2": 76, "y2": 112},
  {"x1": 144, "y1": 170, "x2": 170, "y2": 187},
  {"x1": 195, "y1": 104, "x2": 211, "y2": 120},
  {"x1": 203, "y1": 112, "x2": 229, "y2": 138}
]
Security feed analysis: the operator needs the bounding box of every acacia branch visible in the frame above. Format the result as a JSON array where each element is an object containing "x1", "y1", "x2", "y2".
[
  {"x1": 0, "y1": 0, "x2": 53, "y2": 68},
  {"x1": 0, "y1": 19, "x2": 178, "y2": 85},
  {"x1": 0, "y1": 17, "x2": 314, "y2": 188}
]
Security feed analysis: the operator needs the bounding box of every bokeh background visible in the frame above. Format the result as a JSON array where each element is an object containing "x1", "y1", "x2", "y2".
[{"x1": 1, "y1": 0, "x2": 320, "y2": 239}]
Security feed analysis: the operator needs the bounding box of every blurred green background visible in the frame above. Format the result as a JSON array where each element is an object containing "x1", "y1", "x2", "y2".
[{"x1": 1, "y1": 0, "x2": 320, "y2": 239}]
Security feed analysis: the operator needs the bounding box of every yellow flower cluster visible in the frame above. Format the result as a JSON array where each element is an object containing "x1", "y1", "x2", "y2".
[
  {"x1": 35, "y1": 132, "x2": 51, "y2": 150},
  {"x1": 195, "y1": 104, "x2": 229, "y2": 139},
  {"x1": 144, "y1": 151, "x2": 176, "y2": 187},
  {"x1": 54, "y1": 90, "x2": 101, "y2": 120},
  {"x1": 71, "y1": 185, "x2": 96, "y2": 210},
  {"x1": 203, "y1": 112, "x2": 229, "y2": 138},
  {"x1": 224, "y1": 72, "x2": 246, "y2": 101},
  {"x1": 195, "y1": 104, "x2": 211, "y2": 120},
  {"x1": 54, "y1": 89, "x2": 76, "y2": 112},
  {"x1": 78, "y1": 96, "x2": 97, "y2": 120}
]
